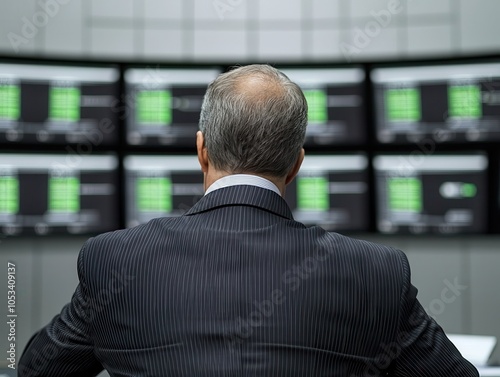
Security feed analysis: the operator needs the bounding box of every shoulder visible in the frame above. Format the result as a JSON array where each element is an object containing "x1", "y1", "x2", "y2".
[
  {"x1": 90, "y1": 216, "x2": 182, "y2": 245},
  {"x1": 308, "y1": 228, "x2": 409, "y2": 276},
  {"x1": 79, "y1": 217, "x2": 180, "y2": 272}
]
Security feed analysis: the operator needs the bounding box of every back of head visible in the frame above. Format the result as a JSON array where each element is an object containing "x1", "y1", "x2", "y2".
[{"x1": 199, "y1": 64, "x2": 308, "y2": 178}]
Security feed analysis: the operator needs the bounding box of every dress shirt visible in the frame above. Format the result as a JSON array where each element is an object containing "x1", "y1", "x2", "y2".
[{"x1": 205, "y1": 174, "x2": 281, "y2": 196}]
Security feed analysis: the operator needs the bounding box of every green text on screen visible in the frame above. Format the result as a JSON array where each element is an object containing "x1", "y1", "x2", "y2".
[
  {"x1": 303, "y1": 90, "x2": 328, "y2": 123},
  {"x1": 297, "y1": 176, "x2": 329, "y2": 211},
  {"x1": 0, "y1": 85, "x2": 20, "y2": 120},
  {"x1": 448, "y1": 85, "x2": 482, "y2": 118},
  {"x1": 385, "y1": 88, "x2": 421, "y2": 122},
  {"x1": 49, "y1": 177, "x2": 80, "y2": 213},
  {"x1": 388, "y1": 177, "x2": 422, "y2": 212},
  {"x1": 49, "y1": 87, "x2": 81, "y2": 122},
  {"x1": 137, "y1": 90, "x2": 172, "y2": 125},
  {"x1": 0, "y1": 176, "x2": 19, "y2": 214},
  {"x1": 137, "y1": 177, "x2": 172, "y2": 212}
]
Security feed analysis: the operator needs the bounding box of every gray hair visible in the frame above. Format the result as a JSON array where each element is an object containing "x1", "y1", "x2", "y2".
[{"x1": 199, "y1": 64, "x2": 308, "y2": 178}]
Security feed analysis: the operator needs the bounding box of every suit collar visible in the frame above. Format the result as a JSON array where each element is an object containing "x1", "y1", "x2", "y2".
[{"x1": 185, "y1": 185, "x2": 294, "y2": 220}]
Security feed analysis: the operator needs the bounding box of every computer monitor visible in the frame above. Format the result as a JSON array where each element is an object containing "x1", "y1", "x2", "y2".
[
  {"x1": 124, "y1": 155, "x2": 204, "y2": 227},
  {"x1": 371, "y1": 63, "x2": 500, "y2": 143},
  {"x1": 285, "y1": 155, "x2": 369, "y2": 231},
  {"x1": 0, "y1": 154, "x2": 119, "y2": 236},
  {"x1": 0, "y1": 62, "x2": 120, "y2": 145},
  {"x1": 280, "y1": 68, "x2": 366, "y2": 145},
  {"x1": 373, "y1": 154, "x2": 488, "y2": 234},
  {"x1": 125, "y1": 154, "x2": 370, "y2": 231},
  {"x1": 124, "y1": 68, "x2": 221, "y2": 146}
]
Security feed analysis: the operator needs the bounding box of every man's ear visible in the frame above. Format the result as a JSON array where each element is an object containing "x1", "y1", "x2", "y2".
[
  {"x1": 196, "y1": 131, "x2": 209, "y2": 174},
  {"x1": 285, "y1": 148, "x2": 305, "y2": 185}
]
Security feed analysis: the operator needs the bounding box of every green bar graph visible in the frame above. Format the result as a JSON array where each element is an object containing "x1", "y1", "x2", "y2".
[
  {"x1": 0, "y1": 176, "x2": 19, "y2": 214},
  {"x1": 48, "y1": 177, "x2": 80, "y2": 213},
  {"x1": 297, "y1": 176, "x2": 329, "y2": 211},
  {"x1": 385, "y1": 88, "x2": 421, "y2": 122},
  {"x1": 49, "y1": 87, "x2": 81, "y2": 122},
  {"x1": 0, "y1": 85, "x2": 20, "y2": 120},
  {"x1": 388, "y1": 177, "x2": 422, "y2": 212},
  {"x1": 304, "y1": 90, "x2": 328, "y2": 123},
  {"x1": 448, "y1": 85, "x2": 482, "y2": 118},
  {"x1": 137, "y1": 177, "x2": 172, "y2": 212},
  {"x1": 137, "y1": 90, "x2": 172, "y2": 125}
]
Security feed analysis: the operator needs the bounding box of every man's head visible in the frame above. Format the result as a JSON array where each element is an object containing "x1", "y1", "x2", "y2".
[{"x1": 197, "y1": 64, "x2": 308, "y2": 194}]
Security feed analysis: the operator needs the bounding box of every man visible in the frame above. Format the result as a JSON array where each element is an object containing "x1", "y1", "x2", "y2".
[{"x1": 19, "y1": 65, "x2": 477, "y2": 376}]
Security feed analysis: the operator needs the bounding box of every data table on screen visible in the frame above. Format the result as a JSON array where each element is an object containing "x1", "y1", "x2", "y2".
[
  {"x1": 0, "y1": 63, "x2": 120, "y2": 146},
  {"x1": 284, "y1": 155, "x2": 370, "y2": 231},
  {"x1": 279, "y1": 68, "x2": 367, "y2": 146},
  {"x1": 124, "y1": 68, "x2": 221, "y2": 147},
  {"x1": 374, "y1": 154, "x2": 488, "y2": 234},
  {"x1": 0, "y1": 84, "x2": 20, "y2": 120},
  {"x1": 371, "y1": 63, "x2": 500, "y2": 143},
  {"x1": 0, "y1": 175, "x2": 19, "y2": 215},
  {"x1": 0, "y1": 154, "x2": 119, "y2": 236},
  {"x1": 124, "y1": 156, "x2": 204, "y2": 227},
  {"x1": 49, "y1": 86, "x2": 81, "y2": 122}
]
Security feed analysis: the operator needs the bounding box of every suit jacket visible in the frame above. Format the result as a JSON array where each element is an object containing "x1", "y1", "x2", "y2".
[{"x1": 19, "y1": 185, "x2": 478, "y2": 377}]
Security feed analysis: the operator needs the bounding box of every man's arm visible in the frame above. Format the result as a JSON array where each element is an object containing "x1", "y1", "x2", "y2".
[
  {"x1": 18, "y1": 241, "x2": 104, "y2": 377},
  {"x1": 392, "y1": 251, "x2": 478, "y2": 377}
]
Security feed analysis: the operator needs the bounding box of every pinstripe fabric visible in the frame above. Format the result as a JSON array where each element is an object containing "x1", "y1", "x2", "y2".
[{"x1": 19, "y1": 186, "x2": 478, "y2": 377}]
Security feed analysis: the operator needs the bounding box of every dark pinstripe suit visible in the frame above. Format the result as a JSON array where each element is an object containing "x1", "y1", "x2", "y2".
[{"x1": 19, "y1": 185, "x2": 478, "y2": 377}]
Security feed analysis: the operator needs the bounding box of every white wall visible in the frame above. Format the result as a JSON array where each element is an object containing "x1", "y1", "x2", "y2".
[{"x1": 1, "y1": 0, "x2": 500, "y2": 62}]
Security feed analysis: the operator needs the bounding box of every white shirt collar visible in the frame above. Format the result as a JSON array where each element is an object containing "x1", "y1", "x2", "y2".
[{"x1": 205, "y1": 174, "x2": 282, "y2": 197}]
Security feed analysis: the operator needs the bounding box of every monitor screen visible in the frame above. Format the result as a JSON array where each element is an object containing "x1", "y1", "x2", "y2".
[
  {"x1": 280, "y1": 68, "x2": 366, "y2": 145},
  {"x1": 125, "y1": 154, "x2": 369, "y2": 231},
  {"x1": 0, "y1": 62, "x2": 120, "y2": 145},
  {"x1": 371, "y1": 63, "x2": 500, "y2": 143},
  {"x1": 0, "y1": 154, "x2": 119, "y2": 236},
  {"x1": 124, "y1": 68, "x2": 221, "y2": 146},
  {"x1": 285, "y1": 155, "x2": 369, "y2": 231},
  {"x1": 374, "y1": 154, "x2": 488, "y2": 234},
  {"x1": 124, "y1": 156, "x2": 204, "y2": 227}
]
